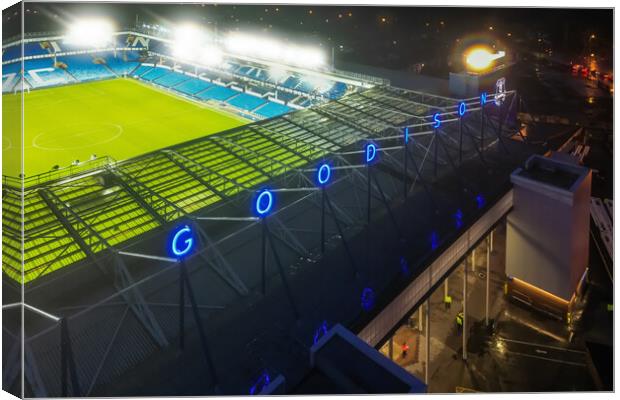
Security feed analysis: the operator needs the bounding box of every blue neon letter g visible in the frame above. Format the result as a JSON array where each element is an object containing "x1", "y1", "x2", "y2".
[{"x1": 172, "y1": 225, "x2": 193, "y2": 257}]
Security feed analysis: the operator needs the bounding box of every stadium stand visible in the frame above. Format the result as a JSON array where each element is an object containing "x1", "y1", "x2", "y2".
[
  {"x1": 60, "y1": 54, "x2": 115, "y2": 82},
  {"x1": 226, "y1": 92, "x2": 267, "y2": 112},
  {"x1": 4, "y1": 82, "x2": 404, "y2": 282},
  {"x1": 254, "y1": 102, "x2": 292, "y2": 119},
  {"x1": 195, "y1": 84, "x2": 238, "y2": 101},
  {"x1": 2, "y1": 74, "x2": 18, "y2": 92},
  {"x1": 281, "y1": 75, "x2": 301, "y2": 90},
  {"x1": 104, "y1": 54, "x2": 140, "y2": 76},
  {"x1": 153, "y1": 69, "x2": 190, "y2": 88},
  {"x1": 23, "y1": 58, "x2": 72, "y2": 88},
  {"x1": 132, "y1": 64, "x2": 154, "y2": 77},
  {"x1": 2, "y1": 42, "x2": 51, "y2": 63},
  {"x1": 2, "y1": 61, "x2": 21, "y2": 75},
  {"x1": 173, "y1": 78, "x2": 213, "y2": 96},
  {"x1": 140, "y1": 66, "x2": 170, "y2": 81},
  {"x1": 249, "y1": 86, "x2": 273, "y2": 96},
  {"x1": 273, "y1": 91, "x2": 297, "y2": 103}
]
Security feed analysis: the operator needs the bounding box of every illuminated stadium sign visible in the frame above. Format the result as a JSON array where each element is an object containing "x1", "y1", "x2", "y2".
[
  {"x1": 361, "y1": 287, "x2": 376, "y2": 311},
  {"x1": 432, "y1": 113, "x2": 441, "y2": 129},
  {"x1": 365, "y1": 142, "x2": 377, "y2": 164},
  {"x1": 458, "y1": 102, "x2": 467, "y2": 117},
  {"x1": 495, "y1": 78, "x2": 506, "y2": 106},
  {"x1": 255, "y1": 189, "x2": 274, "y2": 217},
  {"x1": 317, "y1": 163, "x2": 332, "y2": 186},
  {"x1": 480, "y1": 92, "x2": 488, "y2": 106},
  {"x1": 170, "y1": 225, "x2": 195, "y2": 258},
  {"x1": 404, "y1": 126, "x2": 410, "y2": 144}
]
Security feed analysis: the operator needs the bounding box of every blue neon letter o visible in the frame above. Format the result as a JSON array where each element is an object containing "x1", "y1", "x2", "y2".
[
  {"x1": 459, "y1": 102, "x2": 466, "y2": 116},
  {"x1": 255, "y1": 190, "x2": 273, "y2": 216},
  {"x1": 317, "y1": 164, "x2": 331, "y2": 185}
]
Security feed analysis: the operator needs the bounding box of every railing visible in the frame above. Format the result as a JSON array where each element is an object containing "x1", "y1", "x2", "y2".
[
  {"x1": 331, "y1": 68, "x2": 391, "y2": 86},
  {"x1": 2, "y1": 156, "x2": 116, "y2": 189}
]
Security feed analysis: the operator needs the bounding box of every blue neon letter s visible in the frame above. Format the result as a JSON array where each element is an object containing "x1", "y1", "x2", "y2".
[{"x1": 433, "y1": 113, "x2": 441, "y2": 128}]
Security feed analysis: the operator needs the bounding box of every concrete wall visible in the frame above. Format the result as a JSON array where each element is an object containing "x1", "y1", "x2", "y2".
[{"x1": 506, "y1": 160, "x2": 591, "y2": 300}]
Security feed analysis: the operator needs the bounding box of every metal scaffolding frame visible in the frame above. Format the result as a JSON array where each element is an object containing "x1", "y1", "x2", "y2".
[{"x1": 3, "y1": 85, "x2": 521, "y2": 397}]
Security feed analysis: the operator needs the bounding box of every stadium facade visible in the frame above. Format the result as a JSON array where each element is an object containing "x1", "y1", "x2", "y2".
[{"x1": 2, "y1": 14, "x2": 553, "y2": 397}]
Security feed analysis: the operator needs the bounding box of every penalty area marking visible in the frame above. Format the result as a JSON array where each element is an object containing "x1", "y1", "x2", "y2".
[{"x1": 32, "y1": 123, "x2": 124, "y2": 151}]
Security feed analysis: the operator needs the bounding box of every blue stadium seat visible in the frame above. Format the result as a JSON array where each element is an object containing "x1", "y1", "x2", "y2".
[
  {"x1": 295, "y1": 79, "x2": 316, "y2": 93},
  {"x1": 154, "y1": 70, "x2": 190, "y2": 88},
  {"x1": 59, "y1": 54, "x2": 115, "y2": 82},
  {"x1": 22, "y1": 59, "x2": 71, "y2": 88},
  {"x1": 174, "y1": 78, "x2": 213, "y2": 96},
  {"x1": 273, "y1": 91, "x2": 297, "y2": 103},
  {"x1": 281, "y1": 76, "x2": 300, "y2": 89},
  {"x1": 2, "y1": 61, "x2": 22, "y2": 75},
  {"x1": 195, "y1": 85, "x2": 238, "y2": 101},
  {"x1": 2, "y1": 42, "x2": 50, "y2": 62},
  {"x1": 249, "y1": 86, "x2": 272, "y2": 96},
  {"x1": 324, "y1": 82, "x2": 347, "y2": 99},
  {"x1": 226, "y1": 92, "x2": 266, "y2": 111},
  {"x1": 104, "y1": 54, "x2": 139, "y2": 76},
  {"x1": 140, "y1": 67, "x2": 170, "y2": 82},
  {"x1": 132, "y1": 64, "x2": 153, "y2": 77},
  {"x1": 254, "y1": 102, "x2": 293, "y2": 119}
]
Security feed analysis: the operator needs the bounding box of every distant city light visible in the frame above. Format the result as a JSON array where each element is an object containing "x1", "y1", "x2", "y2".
[{"x1": 65, "y1": 19, "x2": 114, "y2": 47}]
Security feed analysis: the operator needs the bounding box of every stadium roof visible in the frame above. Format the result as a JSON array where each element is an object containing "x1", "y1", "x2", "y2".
[{"x1": 3, "y1": 79, "x2": 563, "y2": 396}]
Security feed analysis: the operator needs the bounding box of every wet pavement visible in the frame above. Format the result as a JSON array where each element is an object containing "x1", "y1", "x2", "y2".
[{"x1": 379, "y1": 223, "x2": 597, "y2": 392}]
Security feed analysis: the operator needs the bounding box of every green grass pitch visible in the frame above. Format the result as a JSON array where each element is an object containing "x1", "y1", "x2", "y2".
[{"x1": 2, "y1": 78, "x2": 248, "y2": 178}]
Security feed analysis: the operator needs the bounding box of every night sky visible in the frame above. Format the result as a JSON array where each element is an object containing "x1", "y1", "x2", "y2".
[{"x1": 3, "y1": 3, "x2": 613, "y2": 75}]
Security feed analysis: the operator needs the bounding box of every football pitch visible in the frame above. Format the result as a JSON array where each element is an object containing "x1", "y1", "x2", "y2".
[{"x1": 2, "y1": 78, "x2": 248, "y2": 178}]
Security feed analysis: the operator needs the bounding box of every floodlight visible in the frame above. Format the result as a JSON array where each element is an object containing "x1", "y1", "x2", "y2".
[
  {"x1": 225, "y1": 32, "x2": 326, "y2": 69},
  {"x1": 465, "y1": 46, "x2": 505, "y2": 72},
  {"x1": 268, "y1": 66, "x2": 289, "y2": 83},
  {"x1": 174, "y1": 24, "x2": 206, "y2": 44},
  {"x1": 304, "y1": 75, "x2": 333, "y2": 92},
  {"x1": 200, "y1": 45, "x2": 223, "y2": 66},
  {"x1": 172, "y1": 23, "x2": 210, "y2": 62},
  {"x1": 65, "y1": 19, "x2": 114, "y2": 48}
]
